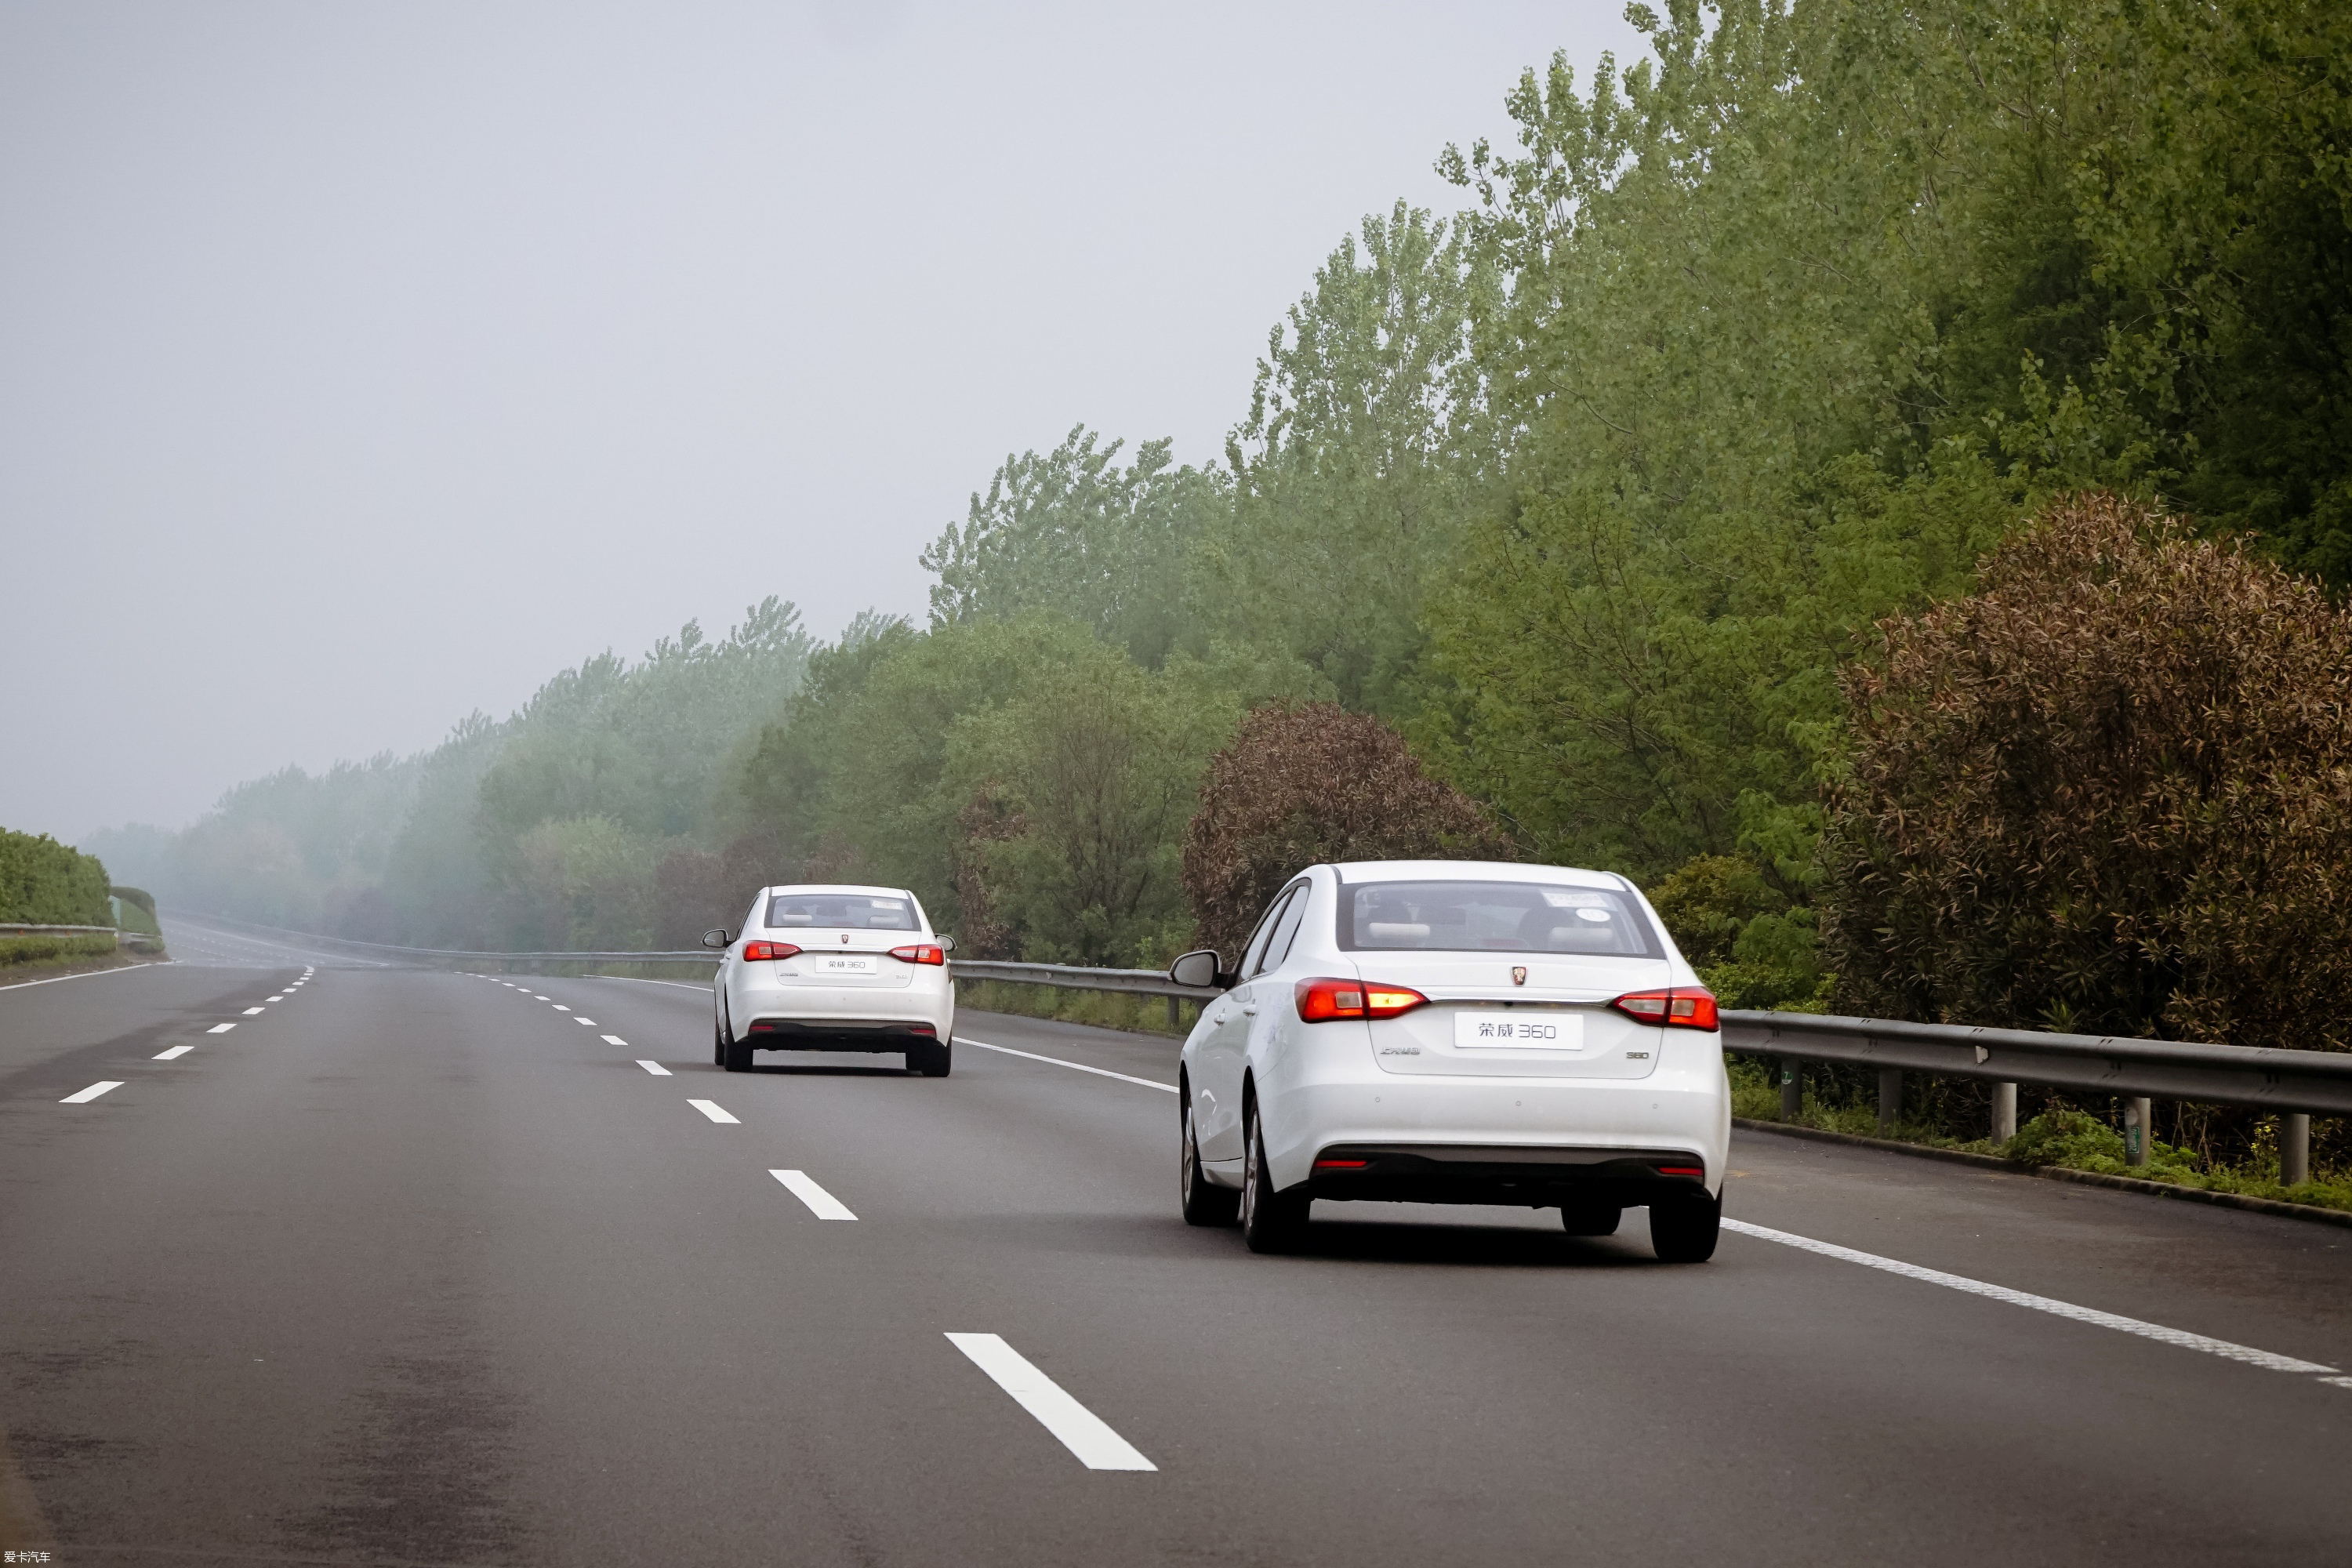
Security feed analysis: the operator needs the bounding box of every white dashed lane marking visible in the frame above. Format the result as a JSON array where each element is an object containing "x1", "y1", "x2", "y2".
[
  {"x1": 206, "y1": 1023, "x2": 237, "y2": 1035},
  {"x1": 61, "y1": 1082, "x2": 124, "y2": 1104},
  {"x1": 945, "y1": 1334, "x2": 1155, "y2": 1472},
  {"x1": 602, "y1": 1035, "x2": 628, "y2": 1046},
  {"x1": 154, "y1": 1046, "x2": 194, "y2": 1060},
  {"x1": 241, "y1": 1007, "x2": 265, "y2": 1015},
  {"x1": 637, "y1": 1061, "x2": 672, "y2": 1076},
  {"x1": 771, "y1": 1169, "x2": 858, "y2": 1220},
  {"x1": 688, "y1": 1100, "x2": 739, "y2": 1124},
  {"x1": 575, "y1": 1018, "x2": 596, "y2": 1025}
]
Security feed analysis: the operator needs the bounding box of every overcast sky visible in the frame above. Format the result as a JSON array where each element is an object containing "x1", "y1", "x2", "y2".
[{"x1": 4, "y1": 1, "x2": 1644, "y2": 845}]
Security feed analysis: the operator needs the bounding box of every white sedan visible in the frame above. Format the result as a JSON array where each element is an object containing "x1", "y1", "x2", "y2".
[
  {"x1": 706, "y1": 884, "x2": 956, "y2": 1076},
  {"x1": 1169, "y1": 859, "x2": 1729, "y2": 1261}
]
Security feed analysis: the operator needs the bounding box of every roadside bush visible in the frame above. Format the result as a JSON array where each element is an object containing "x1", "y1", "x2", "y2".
[
  {"x1": 1647, "y1": 853, "x2": 1830, "y2": 1011},
  {"x1": 0, "y1": 829, "x2": 111, "y2": 925},
  {"x1": 1825, "y1": 493, "x2": 2352, "y2": 1053},
  {"x1": 109, "y1": 886, "x2": 162, "y2": 937},
  {"x1": 1181, "y1": 702, "x2": 1512, "y2": 960}
]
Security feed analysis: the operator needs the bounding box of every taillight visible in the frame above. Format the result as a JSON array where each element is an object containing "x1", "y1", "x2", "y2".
[
  {"x1": 1610, "y1": 987, "x2": 1719, "y2": 1031},
  {"x1": 742, "y1": 941, "x2": 801, "y2": 962},
  {"x1": 1295, "y1": 977, "x2": 1428, "y2": 1022},
  {"x1": 888, "y1": 944, "x2": 946, "y2": 966}
]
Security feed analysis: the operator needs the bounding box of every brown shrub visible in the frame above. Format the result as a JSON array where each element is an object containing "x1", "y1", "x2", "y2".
[
  {"x1": 1181, "y1": 703, "x2": 1513, "y2": 960},
  {"x1": 1824, "y1": 492, "x2": 2352, "y2": 1054}
]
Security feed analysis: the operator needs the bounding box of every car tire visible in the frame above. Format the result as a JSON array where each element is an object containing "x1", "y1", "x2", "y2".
[
  {"x1": 1649, "y1": 1192, "x2": 1721, "y2": 1263},
  {"x1": 1560, "y1": 1202, "x2": 1623, "y2": 1237},
  {"x1": 713, "y1": 1007, "x2": 728, "y2": 1067},
  {"x1": 1240, "y1": 1102, "x2": 1308, "y2": 1254},
  {"x1": 722, "y1": 1026, "x2": 754, "y2": 1073},
  {"x1": 1179, "y1": 1091, "x2": 1240, "y2": 1228},
  {"x1": 910, "y1": 1037, "x2": 952, "y2": 1077}
]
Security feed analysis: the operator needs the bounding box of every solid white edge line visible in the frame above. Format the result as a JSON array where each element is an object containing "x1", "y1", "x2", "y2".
[
  {"x1": 597, "y1": 975, "x2": 713, "y2": 991},
  {"x1": 771, "y1": 1169, "x2": 858, "y2": 1220},
  {"x1": 945, "y1": 1334, "x2": 1155, "y2": 1471},
  {"x1": 0, "y1": 960, "x2": 176, "y2": 993},
  {"x1": 60, "y1": 1081, "x2": 124, "y2": 1103},
  {"x1": 956, "y1": 1037, "x2": 1178, "y2": 1093},
  {"x1": 153, "y1": 1045, "x2": 194, "y2": 1060},
  {"x1": 1720, "y1": 1218, "x2": 2339, "y2": 1375},
  {"x1": 637, "y1": 1060, "x2": 672, "y2": 1076},
  {"x1": 687, "y1": 1098, "x2": 739, "y2": 1123}
]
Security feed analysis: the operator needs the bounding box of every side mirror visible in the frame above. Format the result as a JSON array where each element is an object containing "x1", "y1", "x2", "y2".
[
  {"x1": 702, "y1": 928, "x2": 731, "y2": 950},
  {"x1": 1168, "y1": 949, "x2": 1225, "y2": 990},
  {"x1": 938, "y1": 934, "x2": 956, "y2": 953}
]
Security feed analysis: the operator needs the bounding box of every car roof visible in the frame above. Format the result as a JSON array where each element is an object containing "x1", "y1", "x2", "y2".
[
  {"x1": 761, "y1": 884, "x2": 919, "y2": 899},
  {"x1": 1322, "y1": 859, "x2": 1629, "y2": 890}
]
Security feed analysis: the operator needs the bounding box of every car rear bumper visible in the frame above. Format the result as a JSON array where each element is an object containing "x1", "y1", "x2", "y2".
[
  {"x1": 745, "y1": 1017, "x2": 946, "y2": 1051},
  {"x1": 1300, "y1": 1142, "x2": 1711, "y2": 1208},
  {"x1": 1261, "y1": 1055, "x2": 1730, "y2": 1198}
]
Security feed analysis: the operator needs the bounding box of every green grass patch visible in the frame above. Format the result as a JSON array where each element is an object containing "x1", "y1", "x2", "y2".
[
  {"x1": 0, "y1": 931, "x2": 118, "y2": 968},
  {"x1": 956, "y1": 978, "x2": 1200, "y2": 1039},
  {"x1": 1728, "y1": 1054, "x2": 2352, "y2": 1214}
]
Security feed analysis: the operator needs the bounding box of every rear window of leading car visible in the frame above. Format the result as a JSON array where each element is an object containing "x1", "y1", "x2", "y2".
[
  {"x1": 766, "y1": 894, "x2": 918, "y2": 931},
  {"x1": 1337, "y1": 880, "x2": 1661, "y2": 957}
]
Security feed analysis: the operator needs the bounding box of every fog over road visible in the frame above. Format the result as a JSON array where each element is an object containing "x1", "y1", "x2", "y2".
[{"x1": 2, "y1": 916, "x2": 2347, "y2": 1565}]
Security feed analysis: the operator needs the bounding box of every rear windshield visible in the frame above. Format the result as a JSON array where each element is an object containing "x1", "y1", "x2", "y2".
[
  {"x1": 1338, "y1": 880, "x2": 1661, "y2": 957},
  {"x1": 766, "y1": 893, "x2": 919, "y2": 931}
]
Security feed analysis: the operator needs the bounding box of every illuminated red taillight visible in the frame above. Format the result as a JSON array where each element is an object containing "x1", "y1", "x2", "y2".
[
  {"x1": 1610, "y1": 987, "x2": 1719, "y2": 1031},
  {"x1": 1656, "y1": 1163, "x2": 1705, "y2": 1178},
  {"x1": 742, "y1": 942, "x2": 802, "y2": 962},
  {"x1": 888, "y1": 944, "x2": 946, "y2": 966},
  {"x1": 1313, "y1": 1158, "x2": 1370, "y2": 1171},
  {"x1": 1295, "y1": 977, "x2": 1428, "y2": 1022}
]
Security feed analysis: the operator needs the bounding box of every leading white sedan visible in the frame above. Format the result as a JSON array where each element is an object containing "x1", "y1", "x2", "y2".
[
  {"x1": 706, "y1": 884, "x2": 956, "y2": 1076},
  {"x1": 1168, "y1": 860, "x2": 1728, "y2": 1260}
]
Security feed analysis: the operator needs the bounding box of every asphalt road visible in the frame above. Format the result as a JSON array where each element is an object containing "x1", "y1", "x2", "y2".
[{"x1": 2, "y1": 916, "x2": 2348, "y2": 1566}]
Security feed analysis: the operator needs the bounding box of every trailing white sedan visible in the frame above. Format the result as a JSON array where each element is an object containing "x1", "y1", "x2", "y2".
[
  {"x1": 1169, "y1": 860, "x2": 1729, "y2": 1261},
  {"x1": 706, "y1": 884, "x2": 956, "y2": 1076}
]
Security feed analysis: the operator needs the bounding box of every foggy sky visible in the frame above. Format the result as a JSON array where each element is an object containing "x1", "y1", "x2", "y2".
[{"x1": 3, "y1": 1, "x2": 1643, "y2": 845}]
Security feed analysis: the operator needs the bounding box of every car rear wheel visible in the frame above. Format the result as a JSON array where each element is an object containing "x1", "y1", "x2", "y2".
[
  {"x1": 721, "y1": 1022, "x2": 753, "y2": 1073},
  {"x1": 909, "y1": 1037, "x2": 952, "y2": 1077},
  {"x1": 1649, "y1": 1192, "x2": 1721, "y2": 1262},
  {"x1": 1240, "y1": 1103, "x2": 1308, "y2": 1254},
  {"x1": 1179, "y1": 1091, "x2": 1240, "y2": 1227},
  {"x1": 713, "y1": 1007, "x2": 728, "y2": 1066},
  {"x1": 1559, "y1": 1202, "x2": 1623, "y2": 1237}
]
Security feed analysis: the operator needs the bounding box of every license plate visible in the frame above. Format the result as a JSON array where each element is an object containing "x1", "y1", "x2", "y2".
[
  {"x1": 1454, "y1": 1011, "x2": 1582, "y2": 1049},
  {"x1": 808, "y1": 955, "x2": 879, "y2": 976}
]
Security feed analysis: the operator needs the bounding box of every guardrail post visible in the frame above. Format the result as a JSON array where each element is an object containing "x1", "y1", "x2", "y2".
[
  {"x1": 2124, "y1": 1098, "x2": 2151, "y2": 1167},
  {"x1": 1991, "y1": 1081, "x2": 2017, "y2": 1145},
  {"x1": 2282, "y1": 1113, "x2": 2310, "y2": 1187},
  {"x1": 1877, "y1": 1069, "x2": 1902, "y2": 1134},
  {"x1": 1166, "y1": 995, "x2": 1179, "y2": 1031},
  {"x1": 1779, "y1": 1057, "x2": 1802, "y2": 1119}
]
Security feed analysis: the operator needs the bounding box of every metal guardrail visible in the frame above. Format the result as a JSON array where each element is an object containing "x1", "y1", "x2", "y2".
[
  {"x1": 923, "y1": 958, "x2": 2347, "y2": 1185},
  {"x1": 0, "y1": 923, "x2": 165, "y2": 951},
  {"x1": 172, "y1": 913, "x2": 718, "y2": 967},
  {"x1": 160, "y1": 915, "x2": 2340, "y2": 1181},
  {"x1": 949, "y1": 958, "x2": 1221, "y2": 1002}
]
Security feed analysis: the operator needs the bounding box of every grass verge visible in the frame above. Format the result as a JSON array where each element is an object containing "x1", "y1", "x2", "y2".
[
  {"x1": 1728, "y1": 1054, "x2": 2352, "y2": 1214},
  {"x1": 956, "y1": 978, "x2": 1200, "y2": 1039}
]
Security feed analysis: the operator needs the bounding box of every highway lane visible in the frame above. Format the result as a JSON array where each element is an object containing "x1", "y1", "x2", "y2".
[{"x1": 2, "y1": 945, "x2": 2348, "y2": 1565}]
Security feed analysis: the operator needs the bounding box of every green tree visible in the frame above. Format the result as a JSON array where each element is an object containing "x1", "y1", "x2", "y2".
[{"x1": 920, "y1": 428, "x2": 1224, "y2": 669}]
